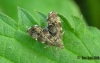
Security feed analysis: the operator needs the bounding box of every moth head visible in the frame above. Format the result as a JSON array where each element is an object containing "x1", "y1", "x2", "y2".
[
  {"x1": 47, "y1": 11, "x2": 57, "y2": 20},
  {"x1": 46, "y1": 11, "x2": 61, "y2": 24},
  {"x1": 27, "y1": 25, "x2": 42, "y2": 39}
]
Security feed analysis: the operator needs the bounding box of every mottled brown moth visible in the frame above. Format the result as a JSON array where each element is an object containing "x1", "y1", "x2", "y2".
[{"x1": 27, "y1": 11, "x2": 64, "y2": 48}]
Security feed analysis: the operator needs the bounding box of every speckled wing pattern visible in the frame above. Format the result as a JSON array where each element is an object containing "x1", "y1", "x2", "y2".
[{"x1": 27, "y1": 11, "x2": 64, "y2": 48}]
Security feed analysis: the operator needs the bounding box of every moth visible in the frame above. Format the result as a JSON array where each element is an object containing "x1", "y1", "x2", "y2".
[{"x1": 27, "y1": 11, "x2": 64, "y2": 48}]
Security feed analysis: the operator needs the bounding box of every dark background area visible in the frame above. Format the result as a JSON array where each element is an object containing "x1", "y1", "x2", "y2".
[{"x1": 75, "y1": 0, "x2": 100, "y2": 29}]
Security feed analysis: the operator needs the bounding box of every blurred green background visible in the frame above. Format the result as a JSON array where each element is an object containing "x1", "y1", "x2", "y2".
[
  {"x1": 75, "y1": 0, "x2": 100, "y2": 29},
  {"x1": 0, "y1": 0, "x2": 100, "y2": 29}
]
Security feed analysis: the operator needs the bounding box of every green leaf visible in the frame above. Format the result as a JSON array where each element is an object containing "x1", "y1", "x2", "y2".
[
  {"x1": 0, "y1": 7, "x2": 100, "y2": 63},
  {"x1": 18, "y1": 7, "x2": 38, "y2": 32},
  {"x1": 36, "y1": 11, "x2": 48, "y2": 28}
]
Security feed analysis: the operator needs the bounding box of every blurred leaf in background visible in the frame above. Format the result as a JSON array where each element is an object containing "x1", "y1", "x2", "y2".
[
  {"x1": 0, "y1": 0, "x2": 81, "y2": 22},
  {"x1": 75, "y1": 0, "x2": 100, "y2": 29}
]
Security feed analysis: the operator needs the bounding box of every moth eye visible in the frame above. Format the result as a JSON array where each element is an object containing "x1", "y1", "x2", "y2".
[
  {"x1": 31, "y1": 30, "x2": 37, "y2": 33},
  {"x1": 48, "y1": 25, "x2": 53, "y2": 29},
  {"x1": 31, "y1": 30, "x2": 40, "y2": 35}
]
